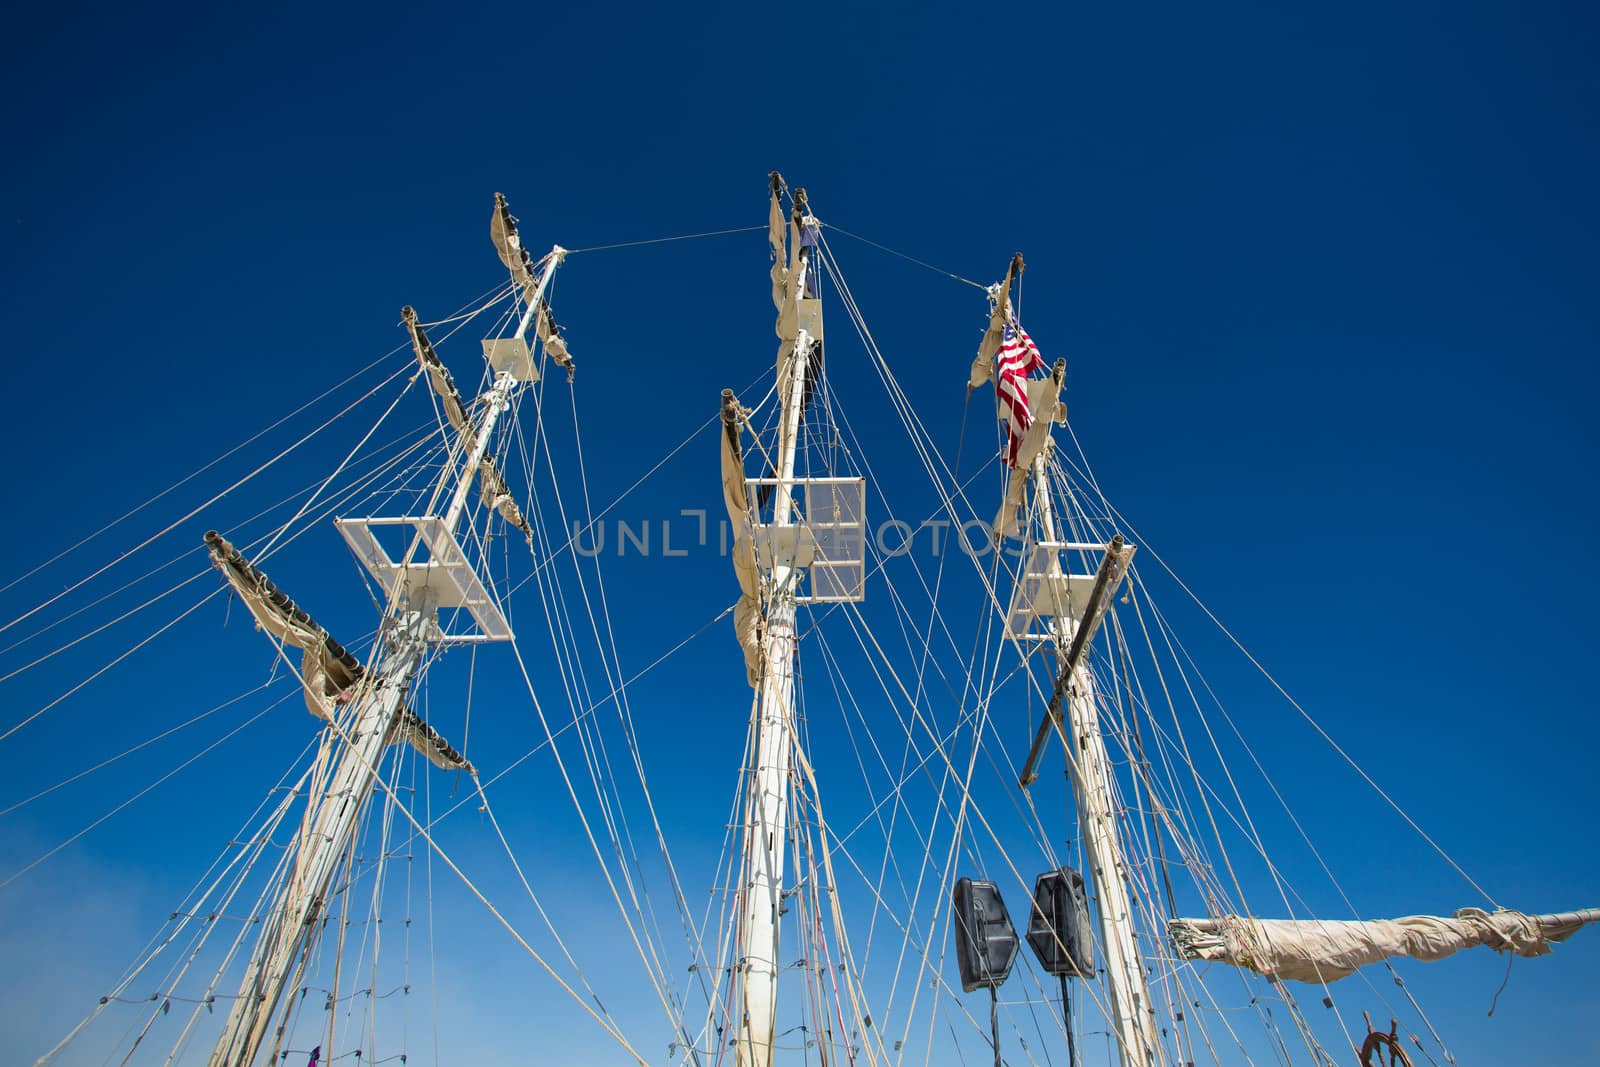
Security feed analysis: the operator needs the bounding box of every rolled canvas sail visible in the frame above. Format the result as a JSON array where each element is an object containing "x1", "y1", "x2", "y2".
[{"x1": 1169, "y1": 908, "x2": 1598, "y2": 984}]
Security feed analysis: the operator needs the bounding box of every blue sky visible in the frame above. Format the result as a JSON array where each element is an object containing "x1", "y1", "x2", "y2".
[{"x1": 1, "y1": 1, "x2": 1597, "y2": 1064}]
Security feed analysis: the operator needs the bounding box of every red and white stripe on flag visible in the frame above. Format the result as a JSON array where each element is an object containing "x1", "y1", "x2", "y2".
[{"x1": 996, "y1": 318, "x2": 1044, "y2": 467}]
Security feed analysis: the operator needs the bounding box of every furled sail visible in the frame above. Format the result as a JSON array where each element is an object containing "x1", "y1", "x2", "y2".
[
  {"x1": 535, "y1": 304, "x2": 575, "y2": 379},
  {"x1": 720, "y1": 390, "x2": 762, "y2": 687},
  {"x1": 491, "y1": 191, "x2": 539, "y2": 305},
  {"x1": 773, "y1": 181, "x2": 800, "y2": 379},
  {"x1": 204, "y1": 532, "x2": 474, "y2": 772},
  {"x1": 770, "y1": 179, "x2": 822, "y2": 402},
  {"x1": 479, "y1": 455, "x2": 532, "y2": 538},
  {"x1": 993, "y1": 369, "x2": 1067, "y2": 539},
  {"x1": 755, "y1": 176, "x2": 824, "y2": 513},
  {"x1": 491, "y1": 192, "x2": 573, "y2": 378},
  {"x1": 966, "y1": 253, "x2": 1070, "y2": 538},
  {"x1": 206, "y1": 531, "x2": 363, "y2": 721},
  {"x1": 967, "y1": 253, "x2": 1023, "y2": 390},
  {"x1": 395, "y1": 708, "x2": 472, "y2": 771},
  {"x1": 402, "y1": 305, "x2": 471, "y2": 434},
  {"x1": 768, "y1": 171, "x2": 788, "y2": 320},
  {"x1": 1168, "y1": 907, "x2": 1600, "y2": 984}
]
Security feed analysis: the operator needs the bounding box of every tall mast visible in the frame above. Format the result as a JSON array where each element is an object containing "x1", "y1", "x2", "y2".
[
  {"x1": 978, "y1": 260, "x2": 1160, "y2": 1066},
  {"x1": 208, "y1": 206, "x2": 562, "y2": 1067},
  {"x1": 735, "y1": 177, "x2": 817, "y2": 1067},
  {"x1": 1029, "y1": 453, "x2": 1161, "y2": 1067}
]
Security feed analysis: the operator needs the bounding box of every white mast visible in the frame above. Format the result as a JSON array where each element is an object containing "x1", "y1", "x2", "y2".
[
  {"x1": 735, "y1": 180, "x2": 816, "y2": 1067},
  {"x1": 208, "y1": 220, "x2": 562, "y2": 1067},
  {"x1": 1029, "y1": 451, "x2": 1161, "y2": 1067},
  {"x1": 210, "y1": 607, "x2": 432, "y2": 1067}
]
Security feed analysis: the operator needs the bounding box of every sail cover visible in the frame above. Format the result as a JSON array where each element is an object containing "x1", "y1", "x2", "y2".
[
  {"x1": 1168, "y1": 908, "x2": 1598, "y2": 984},
  {"x1": 205, "y1": 532, "x2": 473, "y2": 772}
]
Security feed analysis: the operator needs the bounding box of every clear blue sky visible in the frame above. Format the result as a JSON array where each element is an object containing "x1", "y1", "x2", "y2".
[{"x1": 1, "y1": 1, "x2": 1596, "y2": 1064}]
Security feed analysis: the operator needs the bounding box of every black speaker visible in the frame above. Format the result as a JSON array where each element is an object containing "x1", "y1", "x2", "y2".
[
  {"x1": 952, "y1": 877, "x2": 1019, "y2": 992},
  {"x1": 1026, "y1": 867, "x2": 1094, "y2": 979}
]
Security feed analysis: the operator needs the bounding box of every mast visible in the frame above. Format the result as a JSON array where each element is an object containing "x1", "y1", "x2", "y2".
[
  {"x1": 735, "y1": 178, "x2": 816, "y2": 1067},
  {"x1": 1030, "y1": 454, "x2": 1161, "y2": 1067},
  {"x1": 980, "y1": 268, "x2": 1159, "y2": 1066},
  {"x1": 209, "y1": 605, "x2": 432, "y2": 1067},
  {"x1": 208, "y1": 209, "x2": 562, "y2": 1067}
]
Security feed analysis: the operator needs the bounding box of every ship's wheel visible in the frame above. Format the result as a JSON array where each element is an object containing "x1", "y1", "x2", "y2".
[{"x1": 1359, "y1": 1015, "x2": 1414, "y2": 1067}]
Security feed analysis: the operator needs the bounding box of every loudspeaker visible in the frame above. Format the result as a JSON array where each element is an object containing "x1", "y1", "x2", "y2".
[
  {"x1": 952, "y1": 877, "x2": 1019, "y2": 992},
  {"x1": 1026, "y1": 867, "x2": 1094, "y2": 979}
]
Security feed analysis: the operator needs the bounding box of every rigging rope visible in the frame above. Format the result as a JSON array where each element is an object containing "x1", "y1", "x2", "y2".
[
  {"x1": 566, "y1": 225, "x2": 766, "y2": 254},
  {"x1": 812, "y1": 228, "x2": 1131, "y2": 1058},
  {"x1": 0, "y1": 681, "x2": 272, "y2": 817},
  {"x1": 0, "y1": 357, "x2": 416, "y2": 643},
  {"x1": 1060, "y1": 421, "x2": 1501, "y2": 914},
  {"x1": 815, "y1": 222, "x2": 1355, "y2": 1065},
  {"x1": 0, "y1": 418, "x2": 442, "y2": 762},
  {"x1": 0, "y1": 415, "x2": 438, "y2": 669},
  {"x1": 0, "y1": 348, "x2": 411, "y2": 604},
  {"x1": 1, "y1": 695, "x2": 287, "y2": 890},
  {"x1": 315, "y1": 705, "x2": 652, "y2": 1064},
  {"x1": 821, "y1": 223, "x2": 989, "y2": 291}
]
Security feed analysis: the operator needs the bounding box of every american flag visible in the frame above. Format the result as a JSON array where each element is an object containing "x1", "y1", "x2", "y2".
[{"x1": 996, "y1": 317, "x2": 1044, "y2": 467}]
